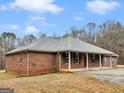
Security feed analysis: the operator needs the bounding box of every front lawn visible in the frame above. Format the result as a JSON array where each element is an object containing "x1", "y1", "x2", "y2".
[
  {"x1": 0, "y1": 72, "x2": 20, "y2": 80},
  {"x1": 0, "y1": 73, "x2": 124, "y2": 93}
]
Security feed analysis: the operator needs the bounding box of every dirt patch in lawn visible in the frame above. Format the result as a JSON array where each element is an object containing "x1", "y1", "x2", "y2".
[{"x1": 0, "y1": 73, "x2": 124, "y2": 93}]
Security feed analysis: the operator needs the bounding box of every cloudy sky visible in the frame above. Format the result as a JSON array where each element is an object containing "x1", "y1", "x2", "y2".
[{"x1": 0, "y1": 0, "x2": 123, "y2": 36}]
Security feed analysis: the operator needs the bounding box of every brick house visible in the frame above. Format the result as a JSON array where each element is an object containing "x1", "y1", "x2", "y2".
[{"x1": 5, "y1": 37, "x2": 118, "y2": 76}]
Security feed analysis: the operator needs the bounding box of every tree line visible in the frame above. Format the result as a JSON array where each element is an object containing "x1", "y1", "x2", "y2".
[{"x1": 0, "y1": 20, "x2": 124, "y2": 69}]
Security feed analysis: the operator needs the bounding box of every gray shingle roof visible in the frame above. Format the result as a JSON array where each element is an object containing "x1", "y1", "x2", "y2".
[{"x1": 6, "y1": 37, "x2": 118, "y2": 56}]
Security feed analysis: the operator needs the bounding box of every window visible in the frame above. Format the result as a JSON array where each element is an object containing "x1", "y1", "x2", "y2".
[
  {"x1": 91, "y1": 54, "x2": 98, "y2": 63},
  {"x1": 72, "y1": 53, "x2": 80, "y2": 64},
  {"x1": 63, "y1": 52, "x2": 69, "y2": 64},
  {"x1": 63, "y1": 52, "x2": 80, "y2": 64},
  {"x1": 92, "y1": 54, "x2": 96, "y2": 63}
]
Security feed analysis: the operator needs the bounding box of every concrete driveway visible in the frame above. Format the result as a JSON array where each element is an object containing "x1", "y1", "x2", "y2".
[{"x1": 76, "y1": 68, "x2": 124, "y2": 84}]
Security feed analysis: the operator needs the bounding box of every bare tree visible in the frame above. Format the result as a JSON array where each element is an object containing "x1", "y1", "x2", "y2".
[
  {"x1": 85, "y1": 23, "x2": 96, "y2": 44},
  {"x1": 96, "y1": 21, "x2": 122, "y2": 53},
  {"x1": 95, "y1": 20, "x2": 124, "y2": 64},
  {"x1": 17, "y1": 34, "x2": 37, "y2": 47},
  {"x1": 1, "y1": 32, "x2": 16, "y2": 52}
]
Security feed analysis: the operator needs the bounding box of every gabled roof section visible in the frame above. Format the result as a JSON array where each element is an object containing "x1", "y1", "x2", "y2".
[{"x1": 6, "y1": 37, "x2": 118, "y2": 56}]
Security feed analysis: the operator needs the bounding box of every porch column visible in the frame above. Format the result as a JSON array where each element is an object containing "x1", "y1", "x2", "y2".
[
  {"x1": 99, "y1": 54, "x2": 102, "y2": 69},
  {"x1": 26, "y1": 52, "x2": 29, "y2": 76},
  {"x1": 86, "y1": 53, "x2": 88, "y2": 69},
  {"x1": 110, "y1": 56, "x2": 112, "y2": 68},
  {"x1": 58, "y1": 52, "x2": 61, "y2": 70},
  {"x1": 68, "y1": 51, "x2": 71, "y2": 70}
]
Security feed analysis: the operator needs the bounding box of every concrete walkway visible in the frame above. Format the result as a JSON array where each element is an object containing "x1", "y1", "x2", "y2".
[{"x1": 76, "y1": 68, "x2": 124, "y2": 84}]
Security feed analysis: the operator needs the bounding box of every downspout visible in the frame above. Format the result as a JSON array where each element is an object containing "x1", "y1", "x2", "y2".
[{"x1": 26, "y1": 52, "x2": 29, "y2": 76}]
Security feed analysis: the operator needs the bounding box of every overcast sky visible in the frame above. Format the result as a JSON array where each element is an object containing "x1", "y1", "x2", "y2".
[{"x1": 0, "y1": 0, "x2": 123, "y2": 36}]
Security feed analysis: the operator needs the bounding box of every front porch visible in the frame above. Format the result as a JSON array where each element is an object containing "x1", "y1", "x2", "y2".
[
  {"x1": 60, "y1": 67, "x2": 111, "y2": 72},
  {"x1": 58, "y1": 52, "x2": 114, "y2": 71}
]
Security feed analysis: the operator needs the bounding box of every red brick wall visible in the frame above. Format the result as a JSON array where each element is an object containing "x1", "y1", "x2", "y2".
[
  {"x1": 28, "y1": 52, "x2": 58, "y2": 76},
  {"x1": 5, "y1": 53, "x2": 27, "y2": 75},
  {"x1": 54, "y1": 53, "x2": 59, "y2": 71},
  {"x1": 5, "y1": 52, "x2": 59, "y2": 76}
]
